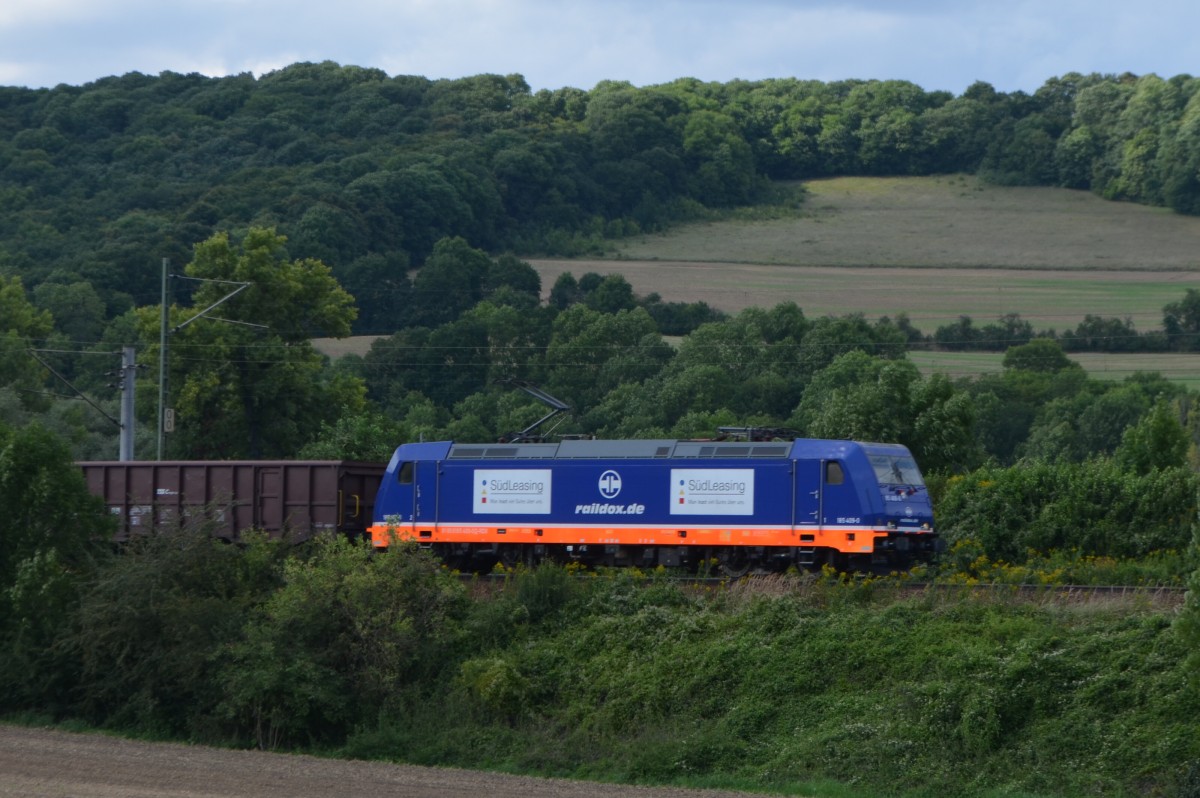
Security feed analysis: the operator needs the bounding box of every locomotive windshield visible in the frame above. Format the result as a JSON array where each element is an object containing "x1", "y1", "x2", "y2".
[{"x1": 868, "y1": 454, "x2": 924, "y2": 486}]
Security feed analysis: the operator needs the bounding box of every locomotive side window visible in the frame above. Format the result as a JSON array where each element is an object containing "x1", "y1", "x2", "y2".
[
  {"x1": 398, "y1": 462, "x2": 414, "y2": 484},
  {"x1": 825, "y1": 461, "x2": 844, "y2": 485}
]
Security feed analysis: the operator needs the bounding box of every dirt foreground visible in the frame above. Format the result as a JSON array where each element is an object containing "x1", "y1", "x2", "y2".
[{"x1": 0, "y1": 724, "x2": 768, "y2": 798}]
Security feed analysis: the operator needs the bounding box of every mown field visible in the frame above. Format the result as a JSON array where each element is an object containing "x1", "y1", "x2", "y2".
[
  {"x1": 904, "y1": 350, "x2": 1200, "y2": 391},
  {"x1": 523, "y1": 175, "x2": 1200, "y2": 384},
  {"x1": 615, "y1": 175, "x2": 1200, "y2": 271}
]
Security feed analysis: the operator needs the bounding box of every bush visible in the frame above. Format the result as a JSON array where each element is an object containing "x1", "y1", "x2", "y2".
[
  {"x1": 220, "y1": 537, "x2": 468, "y2": 748},
  {"x1": 67, "y1": 525, "x2": 289, "y2": 738},
  {"x1": 0, "y1": 422, "x2": 114, "y2": 717},
  {"x1": 938, "y1": 460, "x2": 1199, "y2": 562},
  {"x1": 0, "y1": 422, "x2": 111, "y2": 591}
]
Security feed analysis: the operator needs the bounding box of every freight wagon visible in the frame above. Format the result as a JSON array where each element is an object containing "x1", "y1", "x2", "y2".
[
  {"x1": 80, "y1": 460, "x2": 385, "y2": 542},
  {"x1": 369, "y1": 437, "x2": 939, "y2": 574}
]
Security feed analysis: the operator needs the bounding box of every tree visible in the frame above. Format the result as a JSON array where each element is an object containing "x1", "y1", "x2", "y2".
[
  {"x1": 549, "y1": 272, "x2": 580, "y2": 309},
  {"x1": 139, "y1": 227, "x2": 363, "y2": 458},
  {"x1": 484, "y1": 253, "x2": 541, "y2": 301},
  {"x1": 934, "y1": 315, "x2": 984, "y2": 351},
  {"x1": 908, "y1": 373, "x2": 981, "y2": 473},
  {"x1": 0, "y1": 421, "x2": 110, "y2": 593},
  {"x1": 789, "y1": 352, "x2": 979, "y2": 472},
  {"x1": 344, "y1": 165, "x2": 474, "y2": 262},
  {"x1": 336, "y1": 252, "x2": 412, "y2": 335},
  {"x1": 979, "y1": 313, "x2": 1034, "y2": 350},
  {"x1": 544, "y1": 305, "x2": 668, "y2": 414},
  {"x1": 0, "y1": 421, "x2": 113, "y2": 712},
  {"x1": 1062, "y1": 314, "x2": 1142, "y2": 352},
  {"x1": 793, "y1": 353, "x2": 917, "y2": 444},
  {"x1": 1053, "y1": 125, "x2": 1101, "y2": 189},
  {"x1": 1163, "y1": 288, "x2": 1200, "y2": 351},
  {"x1": 32, "y1": 280, "x2": 107, "y2": 345},
  {"x1": 1114, "y1": 400, "x2": 1189, "y2": 474},
  {"x1": 409, "y1": 237, "x2": 492, "y2": 328},
  {"x1": 797, "y1": 314, "x2": 906, "y2": 381},
  {"x1": 460, "y1": 300, "x2": 553, "y2": 385},
  {"x1": 1002, "y1": 338, "x2": 1079, "y2": 373},
  {"x1": 0, "y1": 276, "x2": 54, "y2": 410},
  {"x1": 582, "y1": 273, "x2": 637, "y2": 314},
  {"x1": 681, "y1": 110, "x2": 756, "y2": 205},
  {"x1": 297, "y1": 410, "x2": 408, "y2": 462}
]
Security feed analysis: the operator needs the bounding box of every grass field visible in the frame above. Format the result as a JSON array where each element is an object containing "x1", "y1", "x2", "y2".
[
  {"x1": 525, "y1": 176, "x2": 1200, "y2": 382},
  {"x1": 908, "y1": 350, "x2": 1200, "y2": 391},
  {"x1": 621, "y1": 175, "x2": 1200, "y2": 270}
]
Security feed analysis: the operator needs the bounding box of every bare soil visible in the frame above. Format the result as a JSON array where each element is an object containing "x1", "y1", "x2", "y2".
[{"x1": 0, "y1": 724, "x2": 764, "y2": 798}]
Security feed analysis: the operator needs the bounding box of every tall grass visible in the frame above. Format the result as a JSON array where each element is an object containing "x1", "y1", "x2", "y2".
[{"x1": 344, "y1": 566, "x2": 1200, "y2": 797}]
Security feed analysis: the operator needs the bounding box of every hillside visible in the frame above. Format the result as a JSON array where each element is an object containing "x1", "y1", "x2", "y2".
[
  {"x1": 619, "y1": 175, "x2": 1200, "y2": 270},
  {"x1": 530, "y1": 175, "x2": 1200, "y2": 331}
]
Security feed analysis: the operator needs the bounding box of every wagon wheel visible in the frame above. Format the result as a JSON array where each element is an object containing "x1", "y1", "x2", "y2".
[{"x1": 718, "y1": 548, "x2": 753, "y2": 578}]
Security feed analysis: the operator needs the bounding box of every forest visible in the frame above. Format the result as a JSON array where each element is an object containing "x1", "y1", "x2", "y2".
[{"x1": 3, "y1": 63, "x2": 1200, "y2": 324}]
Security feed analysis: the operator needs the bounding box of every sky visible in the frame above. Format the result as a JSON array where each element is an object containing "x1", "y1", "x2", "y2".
[{"x1": 1, "y1": 0, "x2": 1197, "y2": 96}]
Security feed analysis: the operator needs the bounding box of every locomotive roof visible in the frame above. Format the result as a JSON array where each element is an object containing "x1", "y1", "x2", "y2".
[{"x1": 435, "y1": 438, "x2": 885, "y2": 460}]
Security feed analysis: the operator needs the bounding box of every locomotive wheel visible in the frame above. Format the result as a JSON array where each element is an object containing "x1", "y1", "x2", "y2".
[
  {"x1": 718, "y1": 548, "x2": 753, "y2": 578},
  {"x1": 498, "y1": 544, "x2": 532, "y2": 571}
]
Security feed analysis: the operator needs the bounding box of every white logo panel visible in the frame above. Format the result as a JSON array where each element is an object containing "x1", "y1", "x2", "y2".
[
  {"x1": 670, "y1": 469, "x2": 754, "y2": 516},
  {"x1": 473, "y1": 469, "x2": 552, "y2": 514}
]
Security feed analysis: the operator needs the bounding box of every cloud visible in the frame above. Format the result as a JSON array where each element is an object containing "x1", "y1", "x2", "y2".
[
  {"x1": 0, "y1": 0, "x2": 201, "y2": 33},
  {"x1": 0, "y1": 0, "x2": 1198, "y2": 93}
]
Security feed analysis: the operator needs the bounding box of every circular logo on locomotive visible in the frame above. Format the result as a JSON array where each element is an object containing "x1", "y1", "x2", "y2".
[{"x1": 598, "y1": 470, "x2": 622, "y2": 499}]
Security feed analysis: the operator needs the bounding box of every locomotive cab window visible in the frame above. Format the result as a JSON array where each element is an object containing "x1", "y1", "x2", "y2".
[
  {"x1": 824, "y1": 461, "x2": 844, "y2": 485},
  {"x1": 868, "y1": 454, "x2": 924, "y2": 486},
  {"x1": 397, "y1": 462, "x2": 414, "y2": 484}
]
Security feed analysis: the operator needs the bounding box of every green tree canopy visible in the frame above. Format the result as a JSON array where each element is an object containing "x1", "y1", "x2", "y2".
[
  {"x1": 0, "y1": 276, "x2": 54, "y2": 410},
  {"x1": 1114, "y1": 400, "x2": 1189, "y2": 474},
  {"x1": 1002, "y1": 337, "x2": 1080, "y2": 373},
  {"x1": 139, "y1": 227, "x2": 363, "y2": 458},
  {"x1": 790, "y1": 351, "x2": 979, "y2": 472},
  {"x1": 0, "y1": 422, "x2": 110, "y2": 591}
]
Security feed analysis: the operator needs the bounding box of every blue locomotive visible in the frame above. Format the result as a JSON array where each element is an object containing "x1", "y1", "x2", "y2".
[{"x1": 369, "y1": 436, "x2": 939, "y2": 574}]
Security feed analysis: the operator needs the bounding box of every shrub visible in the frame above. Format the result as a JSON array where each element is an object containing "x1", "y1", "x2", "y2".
[
  {"x1": 67, "y1": 525, "x2": 288, "y2": 737},
  {"x1": 220, "y1": 537, "x2": 468, "y2": 748},
  {"x1": 938, "y1": 460, "x2": 1198, "y2": 562}
]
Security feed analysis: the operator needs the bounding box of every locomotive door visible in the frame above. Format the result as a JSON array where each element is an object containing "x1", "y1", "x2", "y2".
[
  {"x1": 819, "y1": 459, "x2": 861, "y2": 530},
  {"x1": 794, "y1": 459, "x2": 820, "y2": 526},
  {"x1": 411, "y1": 460, "x2": 439, "y2": 533},
  {"x1": 385, "y1": 460, "x2": 418, "y2": 538}
]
